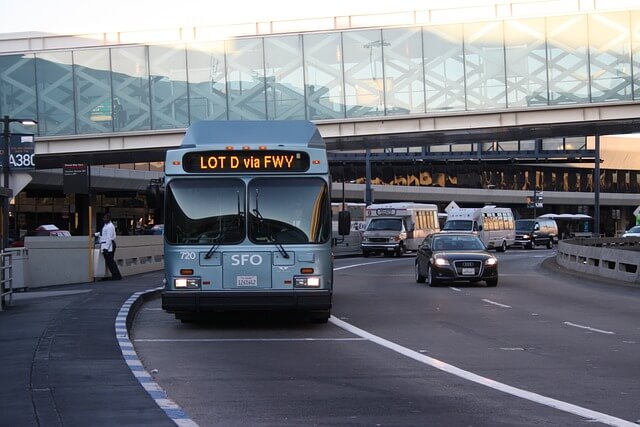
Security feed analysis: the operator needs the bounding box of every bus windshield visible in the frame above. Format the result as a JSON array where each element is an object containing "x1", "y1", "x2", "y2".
[
  {"x1": 442, "y1": 220, "x2": 473, "y2": 231},
  {"x1": 165, "y1": 177, "x2": 331, "y2": 245},
  {"x1": 165, "y1": 178, "x2": 246, "y2": 245},
  {"x1": 366, "y1": 218, "x2": 403, "y2": 231}
]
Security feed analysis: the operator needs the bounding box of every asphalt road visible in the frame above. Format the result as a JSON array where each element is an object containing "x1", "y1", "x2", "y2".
[{"x1": 132, "y1": 249, "x2": 640, "y2": 426}]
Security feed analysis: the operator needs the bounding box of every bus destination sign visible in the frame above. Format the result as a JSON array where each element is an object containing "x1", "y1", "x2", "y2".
[{"x1": 182, "y1": 150, "x2": 310, "y2": 173}]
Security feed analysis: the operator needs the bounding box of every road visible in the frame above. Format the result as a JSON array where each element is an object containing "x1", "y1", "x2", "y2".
[{"x1": 132, "y1": 249, "x2": 640, "y2": 426}]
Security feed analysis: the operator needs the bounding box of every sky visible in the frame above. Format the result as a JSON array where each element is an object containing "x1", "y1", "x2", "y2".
[{"x1": 0, "y1": 0, "x2": 498, "y2": 35}]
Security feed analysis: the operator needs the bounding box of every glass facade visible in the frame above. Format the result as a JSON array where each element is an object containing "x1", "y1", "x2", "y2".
[{"x1": 1, "y1": 11, "x2": 640, "y2": 136}]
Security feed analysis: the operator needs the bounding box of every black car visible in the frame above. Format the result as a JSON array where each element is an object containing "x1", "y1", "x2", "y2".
[
  {"x1": 415, "y1": 232, "x2": 498, "y2": 287},
  {"x1": 514, "y1": 218, "x2": 558, "y2": 249}
]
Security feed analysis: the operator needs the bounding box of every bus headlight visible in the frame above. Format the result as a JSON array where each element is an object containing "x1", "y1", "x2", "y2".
[
  {"x1": 294, "y1": 276, "x2": 321, "y2": 288},
  {"x1": 174, "y1": 277, "x2": 201, "y2": 289}
]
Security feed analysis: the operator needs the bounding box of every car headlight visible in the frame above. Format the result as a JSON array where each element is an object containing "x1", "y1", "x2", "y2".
[
  {"x1": 484, "y1": 257, "x2": 497, "y2": 266},
  {"x1": 434, "y1": 257, "x2": 450, "y2": 266},
  {"x1": 522, "y1": 234, "x2": 530, "y2": 239}
]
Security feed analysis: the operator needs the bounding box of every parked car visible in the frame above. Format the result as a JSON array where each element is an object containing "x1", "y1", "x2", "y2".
[
  {"x1": 415, "y1": 232, "x2": 498, "y2": 287},
  {"x1": 622, "y1": 225, "x2": 640, "y2": 237},
  {"x1": 143, "y1": 224, "x2": 164, "y2": 235},
  {"x1": 10, "y1": 224, "x2": 71, "y2": 247},
  {"x1": 514, "y1": 218, "x2": 558, "y2": 249}
]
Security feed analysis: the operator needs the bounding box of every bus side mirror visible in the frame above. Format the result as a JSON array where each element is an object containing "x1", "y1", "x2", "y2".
[
  {"x1": 478, "y1": 225, "x2": 483, "y2": 231},
  {"x1": 338, "y1": 211, "x2": 351, "y2": 236}
]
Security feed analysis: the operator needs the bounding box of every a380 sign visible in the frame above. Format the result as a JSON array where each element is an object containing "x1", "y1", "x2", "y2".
[{"x1": 10, "y1": 153, "x2": 35, "y2": 168}]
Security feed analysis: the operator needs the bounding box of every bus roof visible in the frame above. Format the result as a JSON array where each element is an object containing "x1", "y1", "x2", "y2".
[
  {"x1": 180, "y1": 120, "x2": 325, "y2": 149},
  {"x1": 366, "y1": 202, "x2": 438, "y2": 210}
]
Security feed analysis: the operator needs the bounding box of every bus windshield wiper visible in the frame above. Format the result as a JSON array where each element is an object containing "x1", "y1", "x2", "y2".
[
  {"x1": 204, "y1": 191, "x2": 243, "y2": 259},
  {"x1": 253, "y1": 189, "x2": 289, "y2": 259}
]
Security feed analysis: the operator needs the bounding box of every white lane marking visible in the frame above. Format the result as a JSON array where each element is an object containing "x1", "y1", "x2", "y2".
[
  {"x1": 563, "y1": 322, "x2": 615, "y2": 335},
  {"x1": 334, "y1": 259, "x2": 400, "y2": 271},
  {"x1": 330, "y1": 316, "x2": 635, "y2": 427},
  {"x1": 134, "y1": 338, "x2": 365, "y2": 343},
  {"x1": 449, "y1": 287, "x2": 461, "y2": 292},
  {"x1": 144, "y1": 308, "x2": 164, "y2": 310},
  {"x1": 482, "y1": 299, "x2": 511, "y2": 308}
]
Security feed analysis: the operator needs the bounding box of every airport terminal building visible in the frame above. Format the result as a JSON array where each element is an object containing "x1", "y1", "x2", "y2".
[{"x1": 1, "y1": 0, "x2": 640, "y2": 238}]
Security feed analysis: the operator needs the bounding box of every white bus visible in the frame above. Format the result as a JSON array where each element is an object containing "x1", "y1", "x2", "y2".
[
  {"x1": 442, "y1": 206, "x2": 515, "y2": 252},
  {"x1": 361, "y1": 202, "x2": 440, "y2": 257},
  {"x1": 332, "y1": 202, "x2": 366, "y2": 256}
]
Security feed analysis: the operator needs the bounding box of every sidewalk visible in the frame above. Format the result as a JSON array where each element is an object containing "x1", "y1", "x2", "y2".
[{"x1": 0, "y1": 272, "x2": 174, "y2": 427}]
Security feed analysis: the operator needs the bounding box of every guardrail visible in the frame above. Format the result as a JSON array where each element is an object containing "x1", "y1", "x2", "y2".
[
  {"x1": 0, "y1": 252, "x2": 13, "y2": 310},
  {"x1": 556, "y1": 237, "x2": 640, "y2": 284}
]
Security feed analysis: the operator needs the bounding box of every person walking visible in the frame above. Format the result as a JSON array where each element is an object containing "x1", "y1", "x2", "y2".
[{"x1": 98, "y1": 213, "x2": 122, "y2": 281}]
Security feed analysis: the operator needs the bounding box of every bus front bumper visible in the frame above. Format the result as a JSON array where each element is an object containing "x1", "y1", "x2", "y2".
[{"x1": 162, "y1": 290, "x2": 332, "y2": 313}]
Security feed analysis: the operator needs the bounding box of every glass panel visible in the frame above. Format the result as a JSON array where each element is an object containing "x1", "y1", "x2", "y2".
[
  {"x1": 504, "y1": 18, "x2": 548, "y2": 107},
  {"x1": 111, "y1": 47, "x2": 150, "y2": 132},
  {"x1": 74, "y1": 49, "x2": 112, "y2": 134},
  {"x1": 35, "y1": 52, "x2": 74, "y2": 135},
  {"x1": 632, "y1": 11, "x2": 640, "y2": 100},
  {"x1": 303, "y1": 32, "x2": 345, "y2": 119},
  {"x1": 542, "y1": 137, "x2": 563, "y2": 150},
  {"x1": 464, "y1": 21, "x2": 507, "y2": 110},
  {"x1": 187, "y1": 41, "x2": 227, "y2": 121},
  {"x1": 565, "y1": 136, "x2": 586, "y2": 150},
  {"x1": 264, "y1": 35, "x2": 305, "y2": 120},
  {"x1": 0, "y1": 54, "x2": 37, "y2": 133},
  {"x1": 165, "y1": 178, "x2": 246, "y2": 245},
  {"x1": 546, "y1": 15, "x2": 589, "y2": 104},
  {"x1": 424, "y1": 24, "x2": 465, "y2": 112},
  {"x1": 149, "y1": 45, "x2": 189, "y2": 129},
  {"x1": 226, "y1": 38, "x2": 266, "y2": 120},
  {"x1": 343, "y1": 29, "x2": 385, "y2": 118},
  {"x1": 248, "y1": 177, "x2": 331, "y2": 244},
  {"x1": 382, "y1": 27, "x2": 425, "y2": 115},
  {"x1": 589, "y1": 12, "x2": 632, "y2": 102}
]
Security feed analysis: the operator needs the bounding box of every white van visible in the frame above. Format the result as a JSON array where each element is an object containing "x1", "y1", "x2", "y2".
[
  {"x1": 361, "y1": 202, "x2": 439, "y2": 257},
  {"x1": 442, "y1": 206, "x2": 515, "y2": 252}
]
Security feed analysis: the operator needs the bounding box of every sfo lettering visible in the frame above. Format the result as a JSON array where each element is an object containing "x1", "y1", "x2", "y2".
[{"x1": 198, "y1": 154, "x2": 295, "y2": 170}]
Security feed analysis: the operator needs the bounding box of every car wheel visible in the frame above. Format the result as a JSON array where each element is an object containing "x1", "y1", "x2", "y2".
[
  {"x1": 546, "y1": 239, "x2": 553, "y2": 249},
  {"x1": 498, "y1": 240, "x2": 507, "y2": 252},
  {"x1": 415, "y1": 261, "x2": 426, "y2": 283},
  {"x1": 362, "y1": 251, "x2": 370, "y2": 257},
  {"x1": 486, "y1": 278, "x2": 498, "y2": 287},
  {"x1": 527, "y1": 241, "x2": 534, "y2": 249},
  {"x1": 427, "y1": 264, "x2": 438, "y2": 287},
  {"x1": 396, "y1": 243, "x2": 406, "y2": 257}
]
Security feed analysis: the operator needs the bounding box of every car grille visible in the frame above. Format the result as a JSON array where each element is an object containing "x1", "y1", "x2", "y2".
[
  {"x1": 369, "y1": 237, "x2": 388, "y2": 243},
  {"x1": 453, "y1": 260, "x2": 482, "y2": 276}
]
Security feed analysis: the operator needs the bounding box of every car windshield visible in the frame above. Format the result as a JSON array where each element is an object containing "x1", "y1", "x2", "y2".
[
  {"x1": 433, "y1": 235, "x2": 485, "y2": 251},
  {"x1": 627, "y1": 226, "x2": 640, "y2": 233},
  {"x1": 516, "y1": 220, "x2": 535, "y2": 232}
]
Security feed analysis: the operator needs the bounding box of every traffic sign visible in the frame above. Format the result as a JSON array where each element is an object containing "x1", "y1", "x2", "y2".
[
  {"x1": 634, "y1": 205, "x2": 640, "y2": 217},
  {"x1": 445, "y1": 201, "x2": 460, "y2": 213}
]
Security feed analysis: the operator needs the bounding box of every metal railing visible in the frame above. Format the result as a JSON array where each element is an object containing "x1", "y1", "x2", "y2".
[{"x1": 0, "y1": 251, "x2": 13, "y2": 310}]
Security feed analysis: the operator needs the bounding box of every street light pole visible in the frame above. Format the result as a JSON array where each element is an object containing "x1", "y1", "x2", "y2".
[{"x1": 1, "y1": 115, "x2": 37, "y2": 251}]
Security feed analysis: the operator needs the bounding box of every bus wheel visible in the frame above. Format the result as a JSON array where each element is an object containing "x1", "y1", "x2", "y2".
[
  {"x1": 498, "y1": 241, "x2": 507, "y2": 252},
  {"x1": 308, "y1": 310, "x2": 330, "y2": 324},
  {"x1": 395, "y1": 243, "x2": 406, "y2": 257}
]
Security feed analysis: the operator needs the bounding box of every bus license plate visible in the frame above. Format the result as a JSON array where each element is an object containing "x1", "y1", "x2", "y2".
[
  {"x1": 462, "y1": 268, "x2": 475, "y2": 275},
  {"x1": 237, "y1": 275, "x2": 258, "y2": 287}
]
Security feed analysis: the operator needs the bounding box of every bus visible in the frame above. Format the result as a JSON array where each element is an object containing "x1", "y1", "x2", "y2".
[
  {"x1": 442, "y1": 206, "x2": 515, "y2": 251},
  {"x1": 161, "y1": 120, "x2": 341, "y2": 323},
  {"x1": 361, "y1": 202, "x2": 440, "y2": 257}
]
